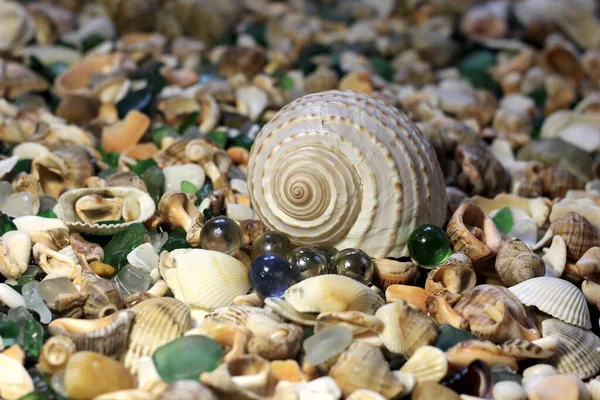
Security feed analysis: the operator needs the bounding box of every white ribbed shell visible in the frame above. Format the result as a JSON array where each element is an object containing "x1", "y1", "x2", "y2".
[
  {"x1": 247, "y1": 90, "x2": 446, "y2": 258},
  {"x1": 509, "y1": 277, "x2": 591, "y2": 329}
]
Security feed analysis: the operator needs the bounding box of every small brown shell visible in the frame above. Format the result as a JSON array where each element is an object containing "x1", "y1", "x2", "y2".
[
  {"x1": 31, "y1": 146, "x2": 94, "y2": 198},
  {"x1": 123, "y1": 297, "x2": 191, "y2": 376},
  {"x1": 495, "y1": 238, "x2": 545, "y2": 286},
  {"x1": 218, "y1": 46, "x2": 267, "y2": 79},
  {"x1": 106, "y1": 171, "x2": 148, "y2": 192},
  {"x1": 454, "y1": 285, "x2": 540, "y2": 343},
  {"x1": 455, "y1": 143, "x2": 511, "y2": 198},
  {"x1": 550, "y1": 212, "x2": 600, "y2": 260},
  {"x1": 246, "y1": 323, "x2": 303, "y2": 361},
  {"x1": 446, "y1": 340, "x2": 517, "y2": 370},
  {"x1": 329, "y1": 342, "x2": 405, "y2": 399},
  {"x1": 69, "y1": 233, "x2": 104, "y2": 263},
  {"x1": 158, "y1": 191, "x2": 199, "y2": 232},
  {"x1": 373, "y1": 258, "x2": 419, "y2": 291},
  {"x1": 447, "y1": 203, "x2": 501, "y2": 265},
  {"x1": 37, "y1": 335, "x2": 77, "y2": 374},
  {"x1": 425, "y1": 253, "x2": 476, "y2": 305},
  {"x1": 538, "y1": 167, "x2": 584, "y2": 199},
  {"x1": 80, "y1": 272, "x2": 124, "y2": 319},
  {"x1": 51, "y1": 292, "x2": 88, "y2": 318},
  {"x1": 48, "y1": 309, "x2": 135, "y2": 358}
]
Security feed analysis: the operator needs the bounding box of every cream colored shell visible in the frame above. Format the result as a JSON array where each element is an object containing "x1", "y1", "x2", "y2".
[
  {"x1": 509, "y1": 277, "x2": 591, "y2": 329},
  {"x1": 247, "y1": 90, "x2": 446, "y2": 258}
]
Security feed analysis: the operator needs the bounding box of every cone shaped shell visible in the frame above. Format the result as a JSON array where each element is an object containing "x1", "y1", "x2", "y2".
[
  {"x1": 399, "y1": 346, "x2": 448, "y2": 383},
  {"x1": 509, "y1": 277, "x2": 591, "y2": 329},
  {"x1": 247, "y1": 90, "x2": 446, "y2": 258},
  {"x1": 542, "y1": 318, "x2": 600, "y2": 379},
  {"x1": 123, "y1": 297, "x2": 191, "y2": 376},
  {"x1": 59, "y1": 187, "x2": 155, "y2": 235},
  {"x1": 162, "y1": 249, "x2": 250, "y2": 310},
  {"x1": 284, "y1": 274, "x2": 385, "y2": 314}
]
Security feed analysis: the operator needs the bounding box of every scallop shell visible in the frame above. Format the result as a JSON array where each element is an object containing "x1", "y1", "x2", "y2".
[
  {"x1": 508, "y1": 277, "x2": 591, "y2": 329},
  {"x1": 328, "y1": 342, "x2": 405, "y2": 399},
  {"x1": 48, "y1": 309, "x2": 135, "y2": 358},
  {"x1": 284, "y1": 274, "x2": 385, "y2": 314},
  {"x1": 399, "y1": 346, "x2": 448, "y2": 383},
  {"x1": 160, "y1": 249, "x2": 250, "y2": 310},
  {"x1": 205, "y1": 305, "x2": 285, "y2": 327},
  {"x1": 264, "y1": 297, "x2": 317, "y2": 326},
  {"x1": 424, "y1": 253, "x2": 476, "y2": 305},
  {"x1": 59, "y1": 187, "x2": 155, "y2": 235},
  {"x1": 542, "y1": 318, "x2": 600, "y2": 379},
  {"x1": 247, "y1": 90, "x2": 446, "y2": 259},
  {"x1": 123, "y1": 297, "x2": 191, "y2": 376},
  {"x1": 375, "y1": 300, "x2": 439, "y2": 357}
]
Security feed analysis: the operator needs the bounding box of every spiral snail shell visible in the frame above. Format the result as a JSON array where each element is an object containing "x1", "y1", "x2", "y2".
[{"x1": 247, "y1": 91, "x2": 446, "y2": 258}]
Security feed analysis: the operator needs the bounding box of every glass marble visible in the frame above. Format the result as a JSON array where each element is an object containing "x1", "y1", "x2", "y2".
[
  {"x1": 407, "y1": 224, "x2": 452, "y2": 268},
  {"x1": 288, "y1": 247, "x2": 328, "y2": 279},
  {"x1": 199, "y1": 216, "x2": 243, "y2": 255},
  {"x1": 153, "y1": 335, "x2": 223, "y2": 382},
  {"x1": 249, "y1": 254, "x2": 300, "y2": 298},
  {"x1": 332, "y1": 248, "x2": 374, "y2": 284},
  {"x1": 251, "y1": 231, "x2": 294, "y2": 259}
]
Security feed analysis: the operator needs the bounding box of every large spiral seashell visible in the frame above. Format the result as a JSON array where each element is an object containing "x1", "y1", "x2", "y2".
[{"x1": 247, "y1": 90, "x2": 446, "y2": 258}]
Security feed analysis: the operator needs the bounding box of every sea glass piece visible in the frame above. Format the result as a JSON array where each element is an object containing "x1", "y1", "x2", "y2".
[
  {"x1": 21, "y1": 282, "x2": 52, "y2": 324},
  {"x1": 0, "y1": 319, "x2": 20, "y2": 347},
  {"x1": 103, "y1": 223, "x2": 146, "y2": 271},
  {"x1": 303, "y1": 325, "x2": 353, "y2": 366},
  {"x1": 114, "y1": 264, "x2": 152, "y2": 297},
  {"x1": 37, "y1": 278, "x2": 78, "y2": 306},
  {"x1": 141, "y1": 165, "x2": 165, "y2": 204},
  {"x1": 1, "y1": 192, "x2": 39, "y2": 218},
  {"x1": 435, "y1": 324, "x2": 478, "y2": 351},
  {"x1": 23, "y1": 317, "x2": 44, "y2": 357},
  {"x1": 153, "y1": 335, "x2": 223, "y2": 382},
  {"x1": 492, "y1": 207, "x2": 513, "y2": 233},
  {"x1": 407, "y1": 224, "x2": 452, "y2": 268}
]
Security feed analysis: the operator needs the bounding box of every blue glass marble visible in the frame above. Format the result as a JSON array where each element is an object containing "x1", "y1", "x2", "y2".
[{"x1": 249, "y1": 254, "x2": 300, "y2": 298}]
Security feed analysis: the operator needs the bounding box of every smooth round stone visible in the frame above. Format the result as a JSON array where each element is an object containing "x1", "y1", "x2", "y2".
[
  {"x1": 303, "y1": 325, "x2": 353, "y2": 366},
  {"x1": 249, "y1": 254, "x2": 300, "y2": 298},
  {"x1": 0, "y1": 283, "x2": 26, "y2": 309},
  {"x1": 251, "y1": 231, "x2": 294, "y2": 259},
  {"x1": 492, "y1": 381, "x2": 527, "y2": 400},
  {"x1": 407, "y1": 224, "x2": 452, "y2": 268},
  {"x1": 332, "y1": 248, "x2": 374, "y2": 284},
  {"x1": 199, "y1": 216, "x2": 243, "y2": 255},
  {"x1": 288, "y1": 247, "x2": 328, "y2": 280},
  {"x1": 153, "y1": 335, "x2": 223, "y2": 382},
  {"x1": 64, "y1": 351, "x2": 135, "y2": 399}
]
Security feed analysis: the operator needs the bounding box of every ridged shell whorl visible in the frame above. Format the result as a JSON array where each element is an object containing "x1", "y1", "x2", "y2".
[{"x1": 248, "y1": 91, "x2": 446, "y2": 258}]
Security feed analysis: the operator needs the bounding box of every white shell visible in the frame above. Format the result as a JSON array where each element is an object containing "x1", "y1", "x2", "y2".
[
  {"x1": 247, "y1": 90, "x2": 446, "y2": 258},
  {"x1": 0, "y1": 354, "x2": 34, "y2": 400},
  {"x1": 542, "y1": 318, "x2": 600, "y2": 379},
  {"x1": 264, "y1": 297, "x2": 317, "y2": 326},
  {"x1": 284, "y1": 274, "x2": 385, "y2": 314},
  {"x1": 161, "y1": 249, "x2": 250, "y2": 310},
  {"x1": 509, "y1": 277, "x2": 591, "y2": 329},
  {"x1": 542, "y1": 236, "x2": 567, "y2": 278},
  {"x1": 399, "y1": 346, "x2": 448, "y2": 383},
  {"x1": 58, "y1": 187, "x2": 155, "y2": 235},
  {"x1": 0, "y1": 1, "x2": 35, "y2": 52},
  {"x1": 162, "y1": 164, "x2": 206, "y2": 193},
  {"x1": 492, "y1": 381, "x2": 527, "y2": 400},
  {"x1": 0, "y1": 230, "x2": 31, "y2": 279},
  {"x1": 375, "y1": 302, "x2": 405, "y2": 354},
  {"x1": 12, "y1": 142, "x2": 50, "y2": 160},
  {"x1": 0, "y1": 155, "x2": 19, "y2": 179},
  {"x1": 127, "y1": 243, "x2": 159, "y2": 272},
  {"x1": 0, "y1": 283, "x2": 26, "y2": 308},
  {"x1": 13, "y1": 216, "x2": 67, "y2": 233}
]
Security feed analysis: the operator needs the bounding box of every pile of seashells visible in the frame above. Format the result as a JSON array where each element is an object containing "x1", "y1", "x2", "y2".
[{"x1": 3, "y1": 0, "x2": 600, "y2": 399}]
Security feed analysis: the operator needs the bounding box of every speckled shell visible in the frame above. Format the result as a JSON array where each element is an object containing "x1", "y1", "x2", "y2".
[
  {"x1": 454, "y1": 285, "x2": 538, "y2": 343},
  {"x1": 80, "y1": 272, "x2": 124, "y2": 319},
  {"x1": 205, "y1": 305, "x2": 285, "y2": 326},
  {"x1": 58, "y1": 187, "x2": 155, "y2": 235},
  {"x1": 247, "y1": 90, "x2": 446, "y2": 258},
  {"x1": 495, "y1": 238, "x2": 545, "y2": 287},
  {"x1": 542, "y1": 318, "x2": 600, "y2": 379},
  {"x1": 399, "y1": 346, "x2": 448, "y2": 383},
  {"x1": 284, "y1": 274, "x2": 385, "y2": 314},
  {"x1": 550, "y1": 212, "x2": 600, "y2": 260},
  {"x1": 446, "y1": 203, "x2": 497, "y2": 264},
  {"x1": 328, "y1": 342, "x2": 405, "y2": 398},
  {"x1": 123, "y1": 297, "x2": 191, "y2": 376},
  {"x1": 48, "y1": 310, "x2": 135, "y2": 358},
  {"x1": 425, "y1": 253, "x2": 476, "y2": 305},
  {"x1": 509, "y1": 277, "x2": 591, "y2": 329},
  {"x1": 455, "y1": 143, "x2": 511, "y2": 197}
]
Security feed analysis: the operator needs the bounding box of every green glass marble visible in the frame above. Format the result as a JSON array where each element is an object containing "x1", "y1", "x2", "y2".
[
  {"x1": 37, "y1": 209, "x2": 57, "y2": 219},
  {"x1": 103, "y1": 223, "x2": 146, "y2": 271},
  {"x1": 131, "y1": 158, "x2": 157, "y2": 177},
  {"x1": 153, "y1": 335, "x2": 223, "y2": 382},
  {"x1": 23, "y1": 317, "x2": 43, "y2": 357},
  {"x1": 207, "y1": 130, "x2": 228, "y2": 148},
  {"x1": 280, "y1": 74, "x2": 295, "y2": 91},
  {"x1": 0, "y1": 320, "x2": 20, "y2": 347},
  {"x1": 251, "y1": 231, "x2": 294, "y2": 259},
  {"x1": 492, "y1": 207, "x2": 513, "y2": 234},
  {"x1": 435, "y1": 324, "x2": 478, "y2": 351},
  {"x1": 141, "y1": 166, "x2": 165, "y2": 204},
  {"x1": 181, "y1": 181, "x2": 197, "y2": 195},
  {"x1": 407, "y1": 224, "x2": 452, "y2": 268},
  {"x1": 161, "y1": 229, "x2": 193, "y2": 252}
]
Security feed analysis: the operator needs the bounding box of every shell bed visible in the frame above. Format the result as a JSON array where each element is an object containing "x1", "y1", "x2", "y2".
[{"x1": 2, "y1": 0, "x2": 600, "y2": 399}]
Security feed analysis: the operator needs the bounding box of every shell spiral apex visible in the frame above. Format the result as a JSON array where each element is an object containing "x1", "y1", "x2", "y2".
[{"x1": 247, "y1": 90, "x2": 447, "y2": 258}]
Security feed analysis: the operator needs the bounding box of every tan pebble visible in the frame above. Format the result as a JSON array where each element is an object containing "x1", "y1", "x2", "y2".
[
  {"x1": 492, "y1": 381, "x2": 526, "y2": 400},
  {"x1": 271, "y1": 360, "x2": 307, "y2": 383},
  {"x1": 528, "y1": 375, "x2": 579, "y2": 400},
  {"x1": 2, "y1": 345, "x2": 25, "y2": 364},
  {"x1": 411, "y1": 382, "x2": 460, "y2": 400},
  {"x1": 227, "y1": 146, "x2": 249, "y2": 165},
  {"x1": 89, "y1": 261, "x2": 116, "y2": 278},
  {"x1": 64, "y1": 351, "x2": 136, "y2": 399}
]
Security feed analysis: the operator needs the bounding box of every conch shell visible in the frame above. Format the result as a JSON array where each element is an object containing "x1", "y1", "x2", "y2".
[{"x1": 247, "y1": 90, "x2": 446, "y2": 258}]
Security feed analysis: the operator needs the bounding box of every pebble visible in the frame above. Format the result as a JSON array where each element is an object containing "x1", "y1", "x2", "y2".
[
  {"x1": 163, "y1": 164, "x2": 206, "y2": 193},
  {"x1": 0, "y1": 283, "x2": 26, "y2": 309},
  {"x1": 89, "y1": 261, "x2": 116, "y2": 278},
  {"x1": 64, "y1": 351, "x2": 136, "y2": 399},
  {"x1": 225, "y1": 203, "x2": 255, "y2": 221},
  {"x1": 527, "y1": 375, "x2": 580, "y2": 400},
  {"x1": 230, "y1": 178, "x2": 248, "y2": 194},
  {"x1": 303, "y1": 325, "x2": 353, "y2": 366},
  {"x1": 21, "y1": 281, "x2": 52, "y2": 324},
  {"x1": 493, "y1": 381, "x2": 527, "y2": 400}
]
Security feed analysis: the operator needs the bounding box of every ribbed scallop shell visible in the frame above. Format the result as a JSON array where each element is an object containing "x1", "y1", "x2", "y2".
[
  {"x1": 247, "y1": 90, "x2": 446, "y2": 258},
  {"x1": 399, "y1": 346, "x2": 448, "y2": 383},
  {"x1": 283, "y1": 274, "x2": 385, "y2": 314},
  {"x1": 122, "y1": 297, "x2": 191, "y2": 376},
  {"x1": 509, "y1": 277, "x2": 591, "y2": 329},
  {"x1": 542, "y1": 318, "x2": 600, "y2": 379},
  {"x1": 162, "y1": 249, "x2": 250, "y2": 310},
  {"x1": 58, "y1": 187, "x2": 155, "y2": 235},
  {"x1": 205, "y1": 305, "x2": 285, "y2": 326}
]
